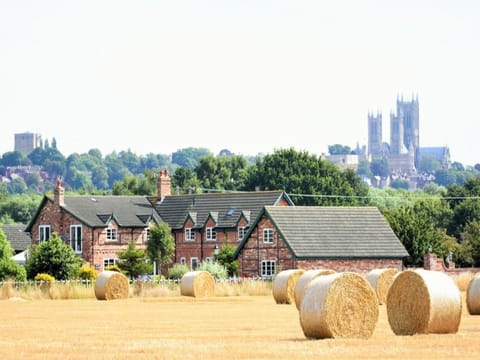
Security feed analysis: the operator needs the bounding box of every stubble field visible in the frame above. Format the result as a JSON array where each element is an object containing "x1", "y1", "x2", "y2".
[{"x1": 1, "y1": 293, "x2": 480, "y2": 360}]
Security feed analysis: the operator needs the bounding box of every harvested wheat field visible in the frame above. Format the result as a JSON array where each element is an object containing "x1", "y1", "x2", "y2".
[{"x1": 1, "y1": 294, "x2": 480, "y2": 359}]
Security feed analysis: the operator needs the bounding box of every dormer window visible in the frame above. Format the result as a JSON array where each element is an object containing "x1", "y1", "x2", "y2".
[
  {"x1": 106, "y1": 227, "x2": 118, "y2": 242},
  {"x1": 206, "y1": 227, "x2": 217, "y2": 241},
  {"x1": 263, "y1": 228, "x2": 274, "y2": 244},
  {"x1": 185, "y1": 228, "x2": 195, "y2": 241},
  {"x1": 238, "y1": 226, "x2": 248, "y2": 241}
]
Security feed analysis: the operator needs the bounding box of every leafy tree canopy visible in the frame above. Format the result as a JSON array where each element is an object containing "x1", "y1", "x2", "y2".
[
  {"x1": 244, "y1": 148, "x2": 369, "y2": 206},
  {"x1": 328, "y1": 144, "x2": 352, "y2": 155},
  {"x1": 117, "y1": 241, "x2": 153, "y2": 279},
  {"x1": 147, "y1": 223, "x2": 175, "y2": 275},
  {"x1": 0, "y1": 229, "x2": 27, "y2": 281},
  {"x1": 25, "y1": 233, "x2": 82, "y2": 280}
]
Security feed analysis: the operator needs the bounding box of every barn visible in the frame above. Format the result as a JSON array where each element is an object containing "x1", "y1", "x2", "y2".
[{"x1": 233, "y1": 206, "x2": 409, "y2": 277}]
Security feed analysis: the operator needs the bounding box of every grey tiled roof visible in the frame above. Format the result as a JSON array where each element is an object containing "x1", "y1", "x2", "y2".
[
  {"x1": 1, "y1": 224, "x2": 31, "y2": 252},
  {"x1": 52, "y1": 195, "x2": 162, "y2": 228},
  {"x1": 250, "y1": 206, "x2": 408, "y2": 259},
  {"x1": 154, "y1": 191, "x2": 292, "y2": 230}
]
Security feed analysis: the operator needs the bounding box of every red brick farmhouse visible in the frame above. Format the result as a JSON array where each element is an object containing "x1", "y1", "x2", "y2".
[
  {"x1": 234, "y1": 206, "x2": 409, "y2": 277},
  {"x1": 25, "y1": 170, "x2": 409, "y2": 276},
  {"x1": 25, "y1": 171, "x2": 294, "y2": 271}
]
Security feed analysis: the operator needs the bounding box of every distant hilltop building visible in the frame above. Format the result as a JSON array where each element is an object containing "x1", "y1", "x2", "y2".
[
  {"x1": 14, "y1": 132, "x2": 42, "y2": 155},
  {"x1": 367, "y1": 95, "x2": 450, "y2": 175}
]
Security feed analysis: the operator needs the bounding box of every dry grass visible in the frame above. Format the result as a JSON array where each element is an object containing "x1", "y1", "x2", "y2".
[
  {"x1": 1, "y1": 292, "x2": 480, "y2": 359},
  {"x1": 0, "y1": 278, "x2": 273, "y2": 300}
]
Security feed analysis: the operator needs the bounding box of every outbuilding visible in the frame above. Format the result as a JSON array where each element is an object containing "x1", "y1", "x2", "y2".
[{"x1": 234, "y1": 206, "x2": 409, "y2": 277}]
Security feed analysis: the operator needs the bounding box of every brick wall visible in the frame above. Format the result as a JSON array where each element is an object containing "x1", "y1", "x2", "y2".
[
  {"x1": 174, "y1": 216, "x2": 248, "y2": 269},
  {"x1": 237, "y1": 214, "x2": 404, "y2": 277},
  {"x1": 30, "y1": 197, "x2": 149, "y2": 271}
]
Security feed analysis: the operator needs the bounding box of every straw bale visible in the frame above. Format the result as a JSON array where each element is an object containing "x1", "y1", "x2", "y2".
[
  {"x1": 466, "y1": 273, "x2": 480, "y2": 315},
  {"x1": 387, "y1": 269, "x2": 462, "y2": 335},
  {"x1": 294, "y1": 269, "x2": 335, "y2": 310},
  {"x1": 180, "y1": 271, "x2": 215, "y2": 297},
  {"x1": 299, "y1": 272, "x2": 379, "y2": 339},
  {"x1": 272, "y1": 269, "x2": 305, "y2": 304},
  {"x1": 94, "y1": 271, "x2": 129, "y2": 300},
  {"x1": 366, "y1": 268, "x2": 399, "y2": 305}
]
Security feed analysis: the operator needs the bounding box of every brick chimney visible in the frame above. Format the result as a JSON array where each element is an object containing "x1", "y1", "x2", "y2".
[
  {"x1": 54, "y1": 178, "x2": 65, "y2": 206},
  {"x1": 157, "y1": 169, "x2": 171, "y2": 201}
]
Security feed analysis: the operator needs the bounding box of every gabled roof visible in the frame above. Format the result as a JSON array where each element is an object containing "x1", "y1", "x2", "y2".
[
  {"x1": 154, "y1": 191, "x2": 293, "y2": 230},
  {"x1": 235, "y1": 206, "x2": 409, "y2": 259},
  {"x1": 26, "y1": 195, "x2": 162, "y2": 231},
  {"x1": 417, "y1": 146, "x2": 450, "y2": 161},
  {"x1": 1, "y1": 224, "x2": 31, "y2": 252}
]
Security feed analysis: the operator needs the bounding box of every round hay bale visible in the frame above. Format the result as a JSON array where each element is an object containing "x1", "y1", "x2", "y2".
[
  {"x1": 180, "y1": 271, "x2": 215, "y2": 297},
  {"x1": 272, "y1": 269, "x2": 305, "y2": 304},
  {"x1": 387, "y1": 269, "x2": 462, "y2": 335},
  {"x1": 466, "y1": 273, "x2": 480, "y2": 315},
  {"x1": 294, "y1": 269, "x2": 335, "y2": 310},
  {"x1": 94, "y1": 271, "x2": 129, "y2": 300},
  {"x1": 366, "y1": 268, "x2": 399, "y2": 305},
  {"x1": 299, "y1": 272, "x2": 379, "y2": 339}
]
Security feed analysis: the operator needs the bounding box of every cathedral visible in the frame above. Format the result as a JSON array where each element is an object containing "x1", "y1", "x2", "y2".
[{"x1": 366, "y1": 95, "x2": 450, "y2": 187}]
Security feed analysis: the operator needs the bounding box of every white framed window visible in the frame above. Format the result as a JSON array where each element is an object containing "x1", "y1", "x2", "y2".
[
  {"x1": 205, "y1": 257, "x2": 213, "y2": 263},
  {"x1": 103, "y1": 258, "x2": 118, "y2": 270},
  {"x1": 39, "y1": 225, "x2": 51, "y2": 242},
  {"x1": 70, "y1": 224, "x2": 82, "y2": 254},
  {"x1": 190, "y1": 257, "x2": 199, "y2": 270},
  {"x1": 180, "y1": 257, "x2": 186, "y2": 265},
  {"x1": 261, "y1": 260, "x2": 276, "y2": 278},
  {"x1": 263, "y1": 228, "x2": 274, "y2": 243},
  {"x1": 206, "y1": 227, "x2": 216, "y2": 241},
  {"x1": 184, "y1": 228, "x2": 195, "y2": 241},
  {"x1": 144, "y1": 228, "x2": 151, "y2": 242},
  {"x1": 238, "y1": 226, "x2": 247, "y2": 241},
  {"x1": 106, "y1": 227, "x2": 118, "y2": 242}
]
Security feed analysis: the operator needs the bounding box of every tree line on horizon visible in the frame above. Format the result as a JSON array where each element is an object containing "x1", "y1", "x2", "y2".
[{"x1": 1, "y1": 145, "x2": 480, "y2": 269}]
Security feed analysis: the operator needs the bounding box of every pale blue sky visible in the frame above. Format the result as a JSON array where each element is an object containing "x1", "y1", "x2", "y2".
[{"x1": 1, "y1": 1, "x2": 479, "y2": 165}]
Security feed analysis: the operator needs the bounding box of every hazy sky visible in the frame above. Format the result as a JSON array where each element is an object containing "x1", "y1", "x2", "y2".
[{"x1": 1, "y1": 1, "x2": 479, "y2": 165}]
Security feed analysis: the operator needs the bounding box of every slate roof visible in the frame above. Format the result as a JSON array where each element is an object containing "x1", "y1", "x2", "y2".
[
  {"x1": 153, "y1": 191, "x2": 293, "y2": 230},
  {"x1": 235, "y1": 206, "x2": 409, "y2": 259},
  {"x1": 26, "y1": 195, "x2": 162, "y2": 231},
  {"x1": 1, "y1": 224, "x2": 31, "y2": 252},
  {"x1": 417, "y1": 147, "x2": 450, "y2": 161}
]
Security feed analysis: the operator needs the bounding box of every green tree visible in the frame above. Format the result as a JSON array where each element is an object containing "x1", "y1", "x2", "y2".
[
  {"x1": 0, "y1": 194, "x2": 41, "y2": 224},
  {"x1": 370, "y1": 157, "x2": 390, "y2": 178},
  {"x1": 328, "y1": 144, "x2": 352, "y2": 155},
  {"x1": 147, "y1": 223, "x2": 175, "y2": 275},
  {"x1": 105, "y1": 152, "x2": 133, "y2": 187},
  {"x1": 214, "y1": 244, "x2": 238, "y2": 277},
  {"x1": 390, "y1": 178, "x2": 409, "y2": 190},
  {"x1": 6, "y1": 177, "x2": 28, "y2": 194},
  {"x1": 460, "y1": 220, "x2": 480, "y2": 266},
  {"x1": 417, "y1": 155, "x2": 442, "y2": 173},
  {"x1": 111, "y1": 171, "x2": 156, "y2": 195},
  {"x1": 444, "y1": 178, "x2": 480, "y2": 237},
  {"x1": 116, "y1": 241, "x2": 153, "y2": 279},
  {"x1": 91, "y1": 166, "x2": 109, "y2": 190},
  {"x1": 195, "y1": 154, "x2": 248, "y2": 191},
  {"x1": 0, "y1": 229, "x2": 27, "y2": 281},
  {"x1": 356, "y1": 160, "x2": 372, "y2": 178},
  {"x1": 171, "y1": 147, "x2": 211, "y2": 170},
  {"x1": 1, "y1": 151, "x2": 32, "y2": 167},
  {"x1": 383, "y1": 201, "x2": 446, "y2": 266},
  {"x1": 172, "y1": 167, "x2": 200, "y2": 193},
  {"x1": 25, "y1": 233, "x2": 82, "y2": 280},
  {"x1": 245, "y1": 148, "x2": 369, "y2": 206}
]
